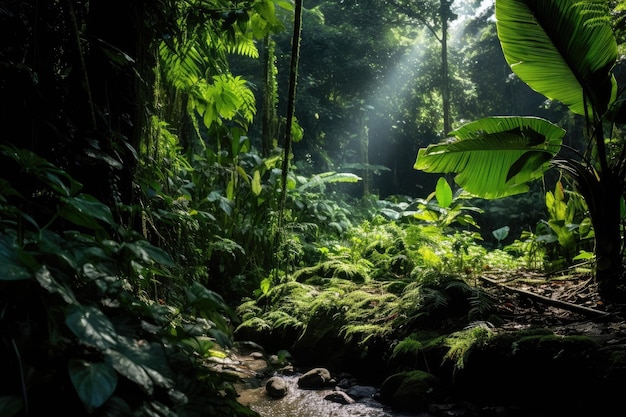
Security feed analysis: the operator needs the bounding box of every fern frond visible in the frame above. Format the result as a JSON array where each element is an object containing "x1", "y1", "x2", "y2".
[
  {"x1": 236, "y1": 317, "x2": 271, "y2": 333},
  {"x1": 321, "y1": 259, "x2": 370, "y2": 283},
  {"x1": 443, "y1": 325, "x2": 493, "y2": 371},
  {"x1": 340, "y1": 323, "x2": 391, "y2": 345},
  {"x1": 266, "y1": 310, "x2": 304, "y2": 331},
  {"x1": 391, "y1": 335, "x2": 423, "y2": 359},
  {"x1": 227, "y1": 36, "x2": 259, "y2": 58}
]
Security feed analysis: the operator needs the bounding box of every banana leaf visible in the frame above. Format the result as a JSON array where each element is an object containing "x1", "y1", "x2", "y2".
[
  {"x1": 496, "y1": 0, "x2": 617, "y2": 117},
  {"x1": 414, "y1": 116, "x2": 565, "y2": 199}
]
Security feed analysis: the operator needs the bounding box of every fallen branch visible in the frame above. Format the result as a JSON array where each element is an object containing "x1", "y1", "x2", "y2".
[{"x1": 478, "y1": 275, "x2": 610, "y2": 320}]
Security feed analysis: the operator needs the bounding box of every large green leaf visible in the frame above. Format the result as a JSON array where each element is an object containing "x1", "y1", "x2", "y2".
[
  {"x1": 104, "y1": 337, "x2": 174, "y2": 395},
  {"x1": 415, "y1": 116, "x2": 565, "y2": 199},
  {"x1": 0, "y1": 236, "x2": 31, "y2": 281},
  {"x1": 66, "y1": 304, "x2": 118, "y2": 350},
  {"x1": 496, "y1": 0, "x2": 617, "y2": 117},
  {"x1": 68, "y1": 359, "x2": 118, "y2": 411},
  {"x1": 435, "y1": 177, "x2": 453, "y2": 208},
  {"x1": 0, "y1": 396, "x2": 23, "y2": 417}
]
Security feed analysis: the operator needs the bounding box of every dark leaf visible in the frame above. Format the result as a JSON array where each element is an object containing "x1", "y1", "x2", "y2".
[{"x1": 68, "y1": 359, "x2": 118, "y2": 411}]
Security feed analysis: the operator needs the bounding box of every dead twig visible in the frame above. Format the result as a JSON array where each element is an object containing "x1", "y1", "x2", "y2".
[{"x1": 478, "y1": 275, "x2": 609, "y2": 320}]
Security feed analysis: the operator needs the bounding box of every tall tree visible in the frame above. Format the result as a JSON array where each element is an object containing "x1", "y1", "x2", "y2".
[{"x1": 385, "y1": 0, "x2": 458, "y2": 134}]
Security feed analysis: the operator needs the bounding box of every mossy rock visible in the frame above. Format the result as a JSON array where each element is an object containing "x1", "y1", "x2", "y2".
[
  {"x1": 452, "y1": 329, "x2": 611, "y2": 413},
  {"x1": 379, "y1": 370, "x2": 442, "y2": 412}
]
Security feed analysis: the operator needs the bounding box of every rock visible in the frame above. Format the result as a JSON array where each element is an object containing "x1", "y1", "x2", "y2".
[
  {"x1": 265, "y1": 376, "x2": 288, "y2": 398},
  {"x1": 235, "y1": 340, "x2": 266, "y2": 355},
  {"x1": 280, "y1": 365, "x2": 296, "y2": 375},
  {"x1": 345, "y1": 385, "x2": 378, "y2": 399},
  {"x1": 335, "y1": 378, "x2": 355, "y2": 389},
  {"x1": 268, "y1": 354, "x2": 280, "y2": 365},
  {"x1": 379, "y1": 370, "x2": 442, "y2": 412},
  {"x1": 324, "y1": 390, "x2": 355, "y2": 405},
  {"x1": 297, "y1": 367, "x2": 333, "y2": 389}
]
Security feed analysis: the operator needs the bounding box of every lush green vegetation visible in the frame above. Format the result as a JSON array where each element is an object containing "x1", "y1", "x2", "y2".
[{"x1": 1, "y1": 0, "x2": 626, "y2": 416}]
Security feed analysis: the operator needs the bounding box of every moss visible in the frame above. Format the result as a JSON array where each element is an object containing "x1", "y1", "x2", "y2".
[
  {"x1": 383, "y1": 280, "x2": 410, "y2": 294},
  {"x1": 606, "y1": 346, "x2": 626, "y2": 366},
  {"x1": 512, "y1": 333, "x2": 600, "y2": 361},
  {"x1": 380, "y1": 370, "x2": 442, "y2": 412},
  {"x1": 391, "y1": 335, "x2": 422, "y2": 363}
]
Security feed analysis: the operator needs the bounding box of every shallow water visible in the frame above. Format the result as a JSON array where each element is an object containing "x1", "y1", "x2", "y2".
[{"x1": 237, "y1": 375, "x2": 425, "y2": 417}]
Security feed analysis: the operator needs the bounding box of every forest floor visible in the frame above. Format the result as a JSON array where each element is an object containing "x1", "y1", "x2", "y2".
[
  {"x1": 454, "y1": 270, "x2": 626, "y2": 416},
  {"x1": 476, "y1": 268, "x2": 626, "y2": 344},
  {"x1": 231, "y1": 270, "x2": 626, "y2": 417}
]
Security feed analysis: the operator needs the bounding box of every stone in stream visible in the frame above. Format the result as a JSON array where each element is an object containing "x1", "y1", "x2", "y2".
[
  {"x1": 379, "y1": 370, "x2": 442, "y2": 412},
  {"x1": 324, "y1": 390, "x2": 355, "y2": 405},
  {"x1": 297, "y1": 367, "x2": 334, "y2": 389},
  {"x1": 265, "y1": 376, "x2": 289, "y2": 398},
  {"x1": 345, "y1": 384, "x2": 378, "y2": 399}
]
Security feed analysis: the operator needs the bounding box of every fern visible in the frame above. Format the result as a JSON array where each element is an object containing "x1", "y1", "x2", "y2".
[
  {"x1": 322, "y1": 259, "x2": 371, "y2": 283},
  {"x1": 226, "y1": 35, "x2": 259, "y2": 58},
  {"x1": 235, "y1": 299, "x2": 262, "y2": 322},
  {"x1": 443, "y1": 324, "x2": 493, "y2": 371},
  {"x1": 391, "y1": 335, "x2": 423, "y2": 359},
  {"x1": 236, "y1": 316, "x2": 271, "y2": 333},
  {"x1": 468, "y1": 290, "x2": 496, "y2": 321},
  {"x1": 341, "y1": 290, "x2": 398, "y2": 323},
  {"x1": 401, "y1": 282, "x2": 448, "y2": 315},
  {"x1": 266, "y1": 310, "x2": 304, "y2": 331},
  {"x1": 340, "y1": 323, "x2": 392, "y2": 345}
]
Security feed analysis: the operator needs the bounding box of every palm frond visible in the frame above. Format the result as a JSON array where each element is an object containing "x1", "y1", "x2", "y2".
[
  {"x1": 496, "y1": 0, "x2": 617, "y2": 117},
  {"x1": 415, "y1": 116, "x2": 565, "y2": 199}
]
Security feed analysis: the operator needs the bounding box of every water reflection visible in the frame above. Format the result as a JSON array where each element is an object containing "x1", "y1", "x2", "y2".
[{"x1": 237, "y1": 375, "x2": 425, "y2": 417}]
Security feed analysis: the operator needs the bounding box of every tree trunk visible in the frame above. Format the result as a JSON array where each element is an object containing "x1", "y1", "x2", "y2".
[
  {"x1": 262, "y1": 36, "x2": 278, "y2": 157},
  {"x1": 361, "y1": 117, "x2": 371, "y2": 196},
  {"x1": 440, "y1": 0, "x2": 451, "y2": 135},
  {"x1": 278, "y1": 0, "x2": 303, "y2": 228},
  {"x1": 589, "y1": 175, "x2": 624, "y2": 301}
]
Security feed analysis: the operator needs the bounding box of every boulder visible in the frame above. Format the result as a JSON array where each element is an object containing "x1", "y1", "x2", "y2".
[
  {"x1": 297, "y1": 367, "x2": 333, "y2": 389},
  {"x1": 345, "y1": 385, "x2": 378, "y2": 399},
  {"x1": 265, "y1": 376, "x2": 288, "y2": 398},
  {"x1": 379, "y1": 370, "x2": 442, "y2": 412}
]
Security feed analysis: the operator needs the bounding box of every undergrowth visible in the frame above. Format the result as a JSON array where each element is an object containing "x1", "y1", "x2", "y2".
[{"x1": 235, "y1": 219, "x2": 525, "y2": 369}]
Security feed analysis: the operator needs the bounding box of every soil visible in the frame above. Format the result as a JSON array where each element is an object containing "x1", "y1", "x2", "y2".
[
  {"x1": 444, "y1": 269, "x2": 626, "y2": 416},
  {"x1": 477, "y1": 268, "x2": 626, "y2": 339}
]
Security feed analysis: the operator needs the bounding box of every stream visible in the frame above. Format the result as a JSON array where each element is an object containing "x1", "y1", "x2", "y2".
[
  {"x1": 228, "y1": 345, "x2": 426, "y2": 417},
  {"x1": 236, "y1": 374, "x2": 423, "y2": 417}
]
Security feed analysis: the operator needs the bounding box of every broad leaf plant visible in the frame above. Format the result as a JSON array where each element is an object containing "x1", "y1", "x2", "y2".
[{"x1": 414, "y1": 0, "x2": 626, "y2": 301}]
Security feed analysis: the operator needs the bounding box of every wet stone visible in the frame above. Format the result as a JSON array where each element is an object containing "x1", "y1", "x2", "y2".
[
  {"x1": 324, "y1": 390, "x2": 355, "y2": 405},
  {"x1": 345, "y1": 385, "x2": 378, "y2": 399},
  {"x1": 297, "y1": 367, "x2": 333, "y2": 389},
  {"x1": 265, "y1": 376, "x2": 289, "y2": 398}
]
